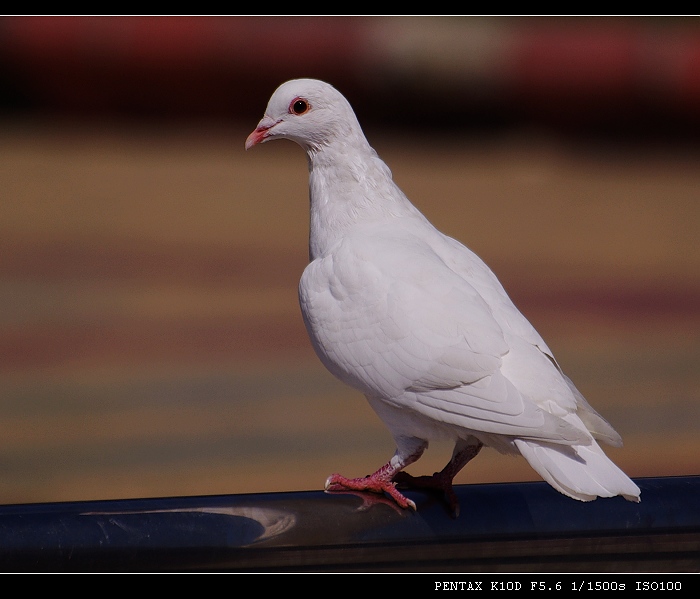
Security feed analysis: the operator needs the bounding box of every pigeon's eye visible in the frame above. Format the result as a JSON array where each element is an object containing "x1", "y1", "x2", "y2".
[{"x1": 290, "y1": 99, "x2": 310, "y2": 115}]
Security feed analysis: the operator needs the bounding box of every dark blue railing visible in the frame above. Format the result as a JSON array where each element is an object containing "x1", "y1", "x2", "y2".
[{"x1": 0, "y1": 476, "x2": 698, "y2": 572}]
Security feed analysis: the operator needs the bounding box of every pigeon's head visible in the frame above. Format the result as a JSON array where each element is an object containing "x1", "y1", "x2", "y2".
[{"x1": 245, "y1": 79, "x2": 364, "y2": 154}]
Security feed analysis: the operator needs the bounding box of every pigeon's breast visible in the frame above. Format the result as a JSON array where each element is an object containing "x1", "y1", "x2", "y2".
[
  {"x1": 297, "y1": 227, "x2": 506, "y2": 402},
  {"x1": 298, "y1": 236, "x2": 397, "y2": 397}
]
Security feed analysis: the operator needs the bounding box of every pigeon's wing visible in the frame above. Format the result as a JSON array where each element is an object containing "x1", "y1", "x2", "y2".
[
  {"x1": 300, "y1": 227, "x2": 587, "y2": 444},
  {"x1": 431, "y1": 232, "x2": 622, "y2": 445}
]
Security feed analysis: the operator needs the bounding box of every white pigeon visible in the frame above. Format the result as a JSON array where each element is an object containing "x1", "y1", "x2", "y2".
[{"x1": 246, "y1": 78, "x2": 640, "y2": 514}]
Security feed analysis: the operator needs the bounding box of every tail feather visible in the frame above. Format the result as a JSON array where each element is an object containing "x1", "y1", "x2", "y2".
[
  {"x1": 562, "y1": 374, "x2": 623, "y2": 447},
  {"x1": 515, "y1": 438, "x2": 641, "y2": 502}
]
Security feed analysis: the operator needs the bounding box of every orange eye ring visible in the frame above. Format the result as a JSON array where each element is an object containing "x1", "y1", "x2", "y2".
[{"x1": 290, "y1": 98, "x2": 310, "y2": 115}]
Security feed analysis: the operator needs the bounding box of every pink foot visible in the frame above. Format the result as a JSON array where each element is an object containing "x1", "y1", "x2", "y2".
[
  {"x1": 393, "y1": 442, "x2": 482, "y2": 518},
  {"x1": 325, "y1": 473, "x2": 417, "y2": 510}
]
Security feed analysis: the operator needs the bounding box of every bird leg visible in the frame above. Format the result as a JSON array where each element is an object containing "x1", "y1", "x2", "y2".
[
  {"x1": 325, "y1": 441, "x2": 427, "y2": 510},
  {"x1": 393, "y1": 440, "x2": 483, "y2": 517}
]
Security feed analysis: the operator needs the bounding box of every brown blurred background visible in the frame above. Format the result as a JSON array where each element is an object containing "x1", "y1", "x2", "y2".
[{"x1": 0, "y1": 16, "x2": 698, "y2": 505}]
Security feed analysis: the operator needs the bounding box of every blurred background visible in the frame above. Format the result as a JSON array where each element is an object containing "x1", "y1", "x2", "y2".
[{"x1": 0, "y1": 16, "x2": 698, "y2": 506}]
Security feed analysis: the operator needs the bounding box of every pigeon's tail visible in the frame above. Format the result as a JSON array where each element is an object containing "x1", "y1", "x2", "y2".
[{"x1": 514, "y1": 438, "x2": 641, "y2": 502}]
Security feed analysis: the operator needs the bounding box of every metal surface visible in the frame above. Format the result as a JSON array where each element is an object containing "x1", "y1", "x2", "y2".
[{"x1": 1, "y1": 476, "x2": 699, "y2": 572}]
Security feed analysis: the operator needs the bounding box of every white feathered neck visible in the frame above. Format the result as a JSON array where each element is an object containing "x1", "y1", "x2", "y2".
[
  {"x1": 248, "y1": 78, "x2": 429, "y2": 260},
  {"x1": 306, "y1": 126, "x2": 427, "y2": 261}
]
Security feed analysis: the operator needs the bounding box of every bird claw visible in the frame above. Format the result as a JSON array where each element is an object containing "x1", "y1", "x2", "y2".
[{"x1": 325, "y1": 473, "x2": 417, "y2": 510}]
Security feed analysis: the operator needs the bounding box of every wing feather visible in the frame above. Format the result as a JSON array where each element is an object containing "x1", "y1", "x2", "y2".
[{"x1": 300, "y1": 228, "x2": 588, "y2": 444}]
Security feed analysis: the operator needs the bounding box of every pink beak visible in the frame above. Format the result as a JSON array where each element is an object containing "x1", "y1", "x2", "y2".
[{"x1": 245, "y1": 115, "x2": 278, "y2": 150}]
